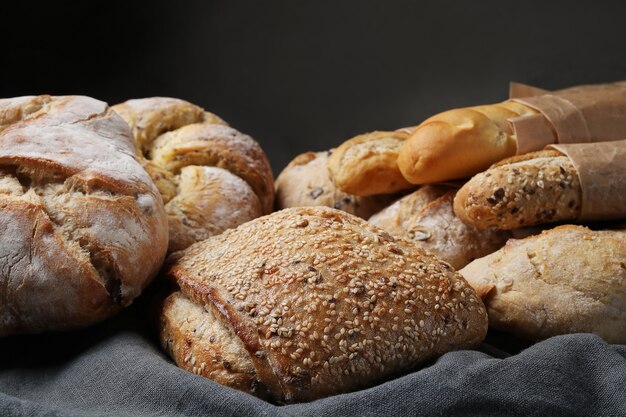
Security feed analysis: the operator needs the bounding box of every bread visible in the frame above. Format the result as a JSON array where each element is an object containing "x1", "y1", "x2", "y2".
[
  {"x1": 327, "y1": 131, "x2": 415, "y2": 196},
  {"x1": 113, "y1": 98, "x2": 273, "y2": 252},
  {"x1": 161, "y1": 206, "x2": 488, "y2": 403},
  {"x1": 275, "y1": 150, "x2": 394, "y2": 219},
  {"x1": 0, "y1": 95, "x2": 168, "y2": 336},
  {"x1": 370, "y1": 188, "x2": 511, "y2": 269},
  {"x1": 453, "y1": 150, "x2": 582, "y2": 230},
  {"x1": 398, "y1": 101, "x2": 540, "y2": 184},
  {"x1": 459, "y1": 225, "x2": 626, "y2": 343}
]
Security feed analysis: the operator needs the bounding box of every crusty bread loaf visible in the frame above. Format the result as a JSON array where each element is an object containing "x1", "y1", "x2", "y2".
[
  {"x1": 162, "y1": 206, "x2": 488, "y2": 403},
  {"x1": 370, "y1": 189, "x2": 510, "y2": 269},
  {"x1": 113, "y1": 97, "x2": 274, "y2": 252},
  {"x1": 0, "y1": 95, "x2": 168, "y2": 336},
  {"x1": 453, "y1": 150, "x2": 582, "y2": 230},
  {"x1": 398, "y1": 101, "x2": 540, "y2": 184},
  {"x1": 327, "y1": 131, "x2": 415, "y2": 196},
  {"x1": 275, "y1": 150, "x2": 393, "y2": 219},
  {"x1": 459, "y1": 225, "x2": 626, "y2": 343}
]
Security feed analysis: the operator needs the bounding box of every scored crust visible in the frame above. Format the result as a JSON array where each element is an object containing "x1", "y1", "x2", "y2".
[
  {"x1": 459, "y1": 225, "x2": 626, "y2": 343},
  {"x1": 166, "y1": 206, "x2": 488, "y2": 402},
  {"x1": 0, "y1": 95, "x2": 168, "y2": 335}
]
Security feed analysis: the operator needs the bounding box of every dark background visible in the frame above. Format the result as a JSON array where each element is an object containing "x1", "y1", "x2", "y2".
[{"x1": 2, "y1": 0, "x2": 626, "y2": 174}]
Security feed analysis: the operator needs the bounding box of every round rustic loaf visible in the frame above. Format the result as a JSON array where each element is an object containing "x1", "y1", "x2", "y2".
[
  {"x1": 112, "y1": 97, "x2": 273, "y2": 252},
  {"x1": 0, "y1": 95, "x2": 168, "y2": 336},
  {"x1": 160, "y1": 206, "x2": 488, "y2": 403}
]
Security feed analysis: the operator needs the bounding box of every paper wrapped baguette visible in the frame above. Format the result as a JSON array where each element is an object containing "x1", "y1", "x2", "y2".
[
  {"x1": 398, "y1": 81, "x2": 626, "y2": 184},
  {"x1": 454, "y1": 140, "x2": 626, "y2": 230}
]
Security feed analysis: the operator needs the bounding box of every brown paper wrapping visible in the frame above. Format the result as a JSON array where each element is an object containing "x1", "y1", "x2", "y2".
[
  {"x1": 507, "y1": 81, "x2": 626, "y2": 155},
  {"x1": 547, "y1": 140, "x2": 626, "y2": 221}
]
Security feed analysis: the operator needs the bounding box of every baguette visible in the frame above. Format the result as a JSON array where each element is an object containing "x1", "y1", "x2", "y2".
[
  {"x1": 453, "y1": 150, "x2": 582, "y2": 230},
  {"x1": 327, "y1": 131, "x2": 414, "y2": 196},
  {"x1": 459, "y1": 225, "x2": 626, "y2": 343},
  {"x1": 162, "y1": 206, "x2": 487, "y2": 403},
  {"x1": 398, "y1": 101, "x2": 541, "y2": 184}
]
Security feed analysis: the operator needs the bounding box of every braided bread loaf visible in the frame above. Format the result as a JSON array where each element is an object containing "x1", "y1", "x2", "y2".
[{"x1": 112, "y1": 98, "x2": 274, "y2": 252}]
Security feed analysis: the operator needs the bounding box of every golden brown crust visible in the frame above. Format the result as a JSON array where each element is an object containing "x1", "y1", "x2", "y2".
[
  {"x1": 328, "y1": 131, "x2": 414, "y2": 196},
  {"x1": 0, "y1": 95, "x2": 168, "y2": 336},
  {"x1": 166, "y1": 206, "x2": 488, "y2": 403},
  {"x1": 275, "y1": 150, "x2": 394, "y2": 219},
  {"x1": 459, "y1": 225, "x2": 626, "y2": 343},
  {"x1": 113, "y1": 97, "x2": 274, "y2": 252},
  {"x1": 398, "y1": 101, "x2": 538, "y2": 184},
  {"x1": 160, "y1": 291, "x2": 266, "y2": 395},
  {"x1": 453, "y1": 150, "x2": 582, "y2": 230},
  {"x1": 370, "y1": 189, "x2": 510, "y2": 269}
]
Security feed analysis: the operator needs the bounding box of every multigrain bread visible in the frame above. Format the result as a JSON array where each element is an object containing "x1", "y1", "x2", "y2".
[
  {"x1": 0, "y1": 95, "x2": 168, "y2": 336},
  {"x1": 113, "y1": 98, "x2": 273, "y2": 252},
  {"x1": 459, "y1": 225, "x2": 626, "y2": 343},
  {"x1": 275, "y1": 150, "x2": 393, "y2": 219},
  {"x1": 161, "y1": 207, "x2": 488, "y2": 403},
  {"x1": 327, "y1": 131, "x2": 415, "y2": 196},
  {"x1": 453, "y1": 150, "x2": 582, "y2": 230},
  {"x1": 370, "y1": 189, "x2": 511, "y2": 269},
  {"x1": 398, "y1": 101, "x2": 541, "y2": 184}
]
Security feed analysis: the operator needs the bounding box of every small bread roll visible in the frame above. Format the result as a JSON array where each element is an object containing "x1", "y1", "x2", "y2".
[
  {"x1": 398, "y1": 101, "x2": 539, "y2": 184},
  {"x1": 275, "y1": 150, "x2": 393, "y2": 219},
  {"x1": 453, "y1": 150, "x2": 582, "y2": 230},
  {"x1": 327, "y1": 131, "x2": 414, "y2": 196},
  {"x1": 0, "y1": 95, "x2": 168, "y2": 336},
  {"x1": 460, "y1": 225, "x2": 626, "y2": 343},
  {"x1": 162, "y1": 207, "x2": 488, "y2": 403},
  {"x1": 370, "y1": 188, "x2": 510, "y2": 269}
]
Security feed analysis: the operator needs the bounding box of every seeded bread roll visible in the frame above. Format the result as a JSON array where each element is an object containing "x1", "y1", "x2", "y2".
[
  {"x1": 370, "y1": 189, "x2": 511, "y2": 269},
  {"x1": 398, "y1": 101, "x2": 540, "y2": 184},
  {"x1": 327, "y1": 131, "x2": 415, "y2": 196},
  {"x1": 275, "y1": 150, "x2": 393, "y2": 219},
  {"x1": 113, "y1": 98, "x2": 273, "y2": 252},
  {"x1": 459, "y1": 225, "x2": 626, "y2": 343},
  {"x1": 453, "y1": 150, "x2": 581, "y2": 230},
  {"x1": 0, "y1": 95, "x2": 168, "y2": 336},
  {"x1": 161, "y1": 206, "x2": 488, "y2": 403}
]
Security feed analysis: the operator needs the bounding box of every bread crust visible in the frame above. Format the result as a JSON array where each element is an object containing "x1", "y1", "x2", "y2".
[
  {"x1": 0, "y1": 96, "x2": 168, "y2": 335},
  {"x1": 328, "y1": 131, "x2": 414, "y2": 196},
  {"x1": 165, "y1": 206, "x2": 488, "y2": 402},
  {"x1": 453, "y1": 150, "x2": 581, "y2": 229},
  {"x1": 113, "y1": 98, "x2": 274, "y2": 252},
  {"x1": 459, "y1": 225, "x2": 626, "y2": 343},
  {"x1": 275, "y1": 150, "x2": 393, "y2": 219},
  {"x1": 398, "y1": 102, "x2": 538, "y2": 184},
  {"x1": 370, "y1": 189, "x2": 510, "y2": 269}
]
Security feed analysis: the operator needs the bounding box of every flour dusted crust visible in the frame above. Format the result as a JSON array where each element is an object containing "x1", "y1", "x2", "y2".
[
  {"x1": 0, "y1": 95, "x2": 168, "y2": 336},
  {"x1": 113, "y1": 97, "x2": 274, "y2": 252},
  {"x1": 459, "y1": 225, "x2": 626, "y2": 343},
  {"x1": 275, "y1": 150, "x2": 393, "y2": 219},
  {"x1": 164, "y1": 206, "x2": 488, "y2": 403}
]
